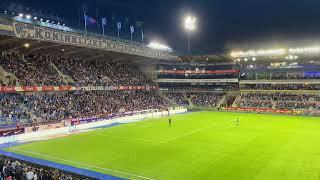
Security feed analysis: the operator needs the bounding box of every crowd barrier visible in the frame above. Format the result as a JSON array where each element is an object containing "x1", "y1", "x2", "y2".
[
  {"x1": 301, "y1": 110, "x2": 320, "y2": 116},
  {"x1": 159, "y1": 69, "x2": 239, "y2": 74},
  {"x1": 0, "y1": 128, "x2": 25, "y2": 137},
  {"x1": 0, "y1": 85, "x2": 159, "y2": 93},
  {"x1": 0, "y1": 108, "x2": 187, "y2": 144},
  {"x1": 225, "y1": 107, "x2": 293, "y2": 114},
  {"x1": 226, "y1": 107, "x2": 320, "y2": 116}
]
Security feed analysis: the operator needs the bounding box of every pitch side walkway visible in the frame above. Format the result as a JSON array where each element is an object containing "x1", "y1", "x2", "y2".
[{"x1": 0, "y1": 149, "x2": 124, "y2": 180}]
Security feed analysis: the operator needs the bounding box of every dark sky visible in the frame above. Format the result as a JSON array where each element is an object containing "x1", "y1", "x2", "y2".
[{"x1": 2, "y1": 0, "x2": 320, "y2": 54}]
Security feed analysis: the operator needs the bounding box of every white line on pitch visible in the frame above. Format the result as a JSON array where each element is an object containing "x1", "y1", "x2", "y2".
[
  {"x1": 156, "y1": 123, "x2": 233, "y2": 144},
  {"x1": 11, "y1": 148, "x2": 155, "y2": 180}
]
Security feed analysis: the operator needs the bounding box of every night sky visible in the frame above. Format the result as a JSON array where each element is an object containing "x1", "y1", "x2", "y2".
[{"x1": 2, "y1": 0, "x2": 320, "y2": 54}]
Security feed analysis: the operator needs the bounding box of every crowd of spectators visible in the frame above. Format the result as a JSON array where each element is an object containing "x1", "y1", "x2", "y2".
[
  {"x1": 0, "y1": 53, "x2": 62, "y2": 86},
  {"x1": 52, "y1": 58, "x2": 150, "y2": 86},
  {"x1": 188, "y1": 93, "x2": 224, "y2": 107},
  {"x1": 237, "y1": 92, "x2": 320, "y2": 110},
  {"x1": 160, "y1": 92, "x2": 227, "y2": 108},
  {"x1": 0, "y1": 53, "x2": 151, "y2": 87},
  {"x1": 238, "y1": 101, "x2": 273, "y2": 109},
  {"x1": 240, "y1": 93, "x2": 315, "y2": 102},
  {"x1": 275, "y1": 102, "x2": 316, "y2": 110},
  {"x1": 0, "y1": 94, "x2": 31, "y2": 127},
  {"x1": 164, "y1": 92, "x2": 189, "y2": 106},
  {"x1": 0, "y1": 91, "x2": 169, "y2": 127},
  {"x1": 314, "y1": 96, "x2": 320, "y2": 102},
  {"x1": 0, "y1": 156, "x2": 89, "y2": 179}
]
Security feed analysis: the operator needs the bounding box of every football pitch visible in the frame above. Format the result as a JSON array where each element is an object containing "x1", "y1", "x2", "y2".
[{"x1": 5, "y1": 111, "x2": 320, "y2": 180}]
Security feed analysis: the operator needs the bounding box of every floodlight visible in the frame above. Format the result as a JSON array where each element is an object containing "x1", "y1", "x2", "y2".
[
  {"x1": 184, "y1": 15, "x2": 196, "y2": 32},
  {"x1": 184, "y1": 15, "x2": 197, "y2": 53},
  {"x1": 147, "y1": 41, "x2": 172, "y2": 52}
]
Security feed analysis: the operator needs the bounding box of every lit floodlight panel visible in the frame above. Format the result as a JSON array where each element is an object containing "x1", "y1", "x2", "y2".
[
  {"x1": 148, "y1": 42, "x2": 172, "y2": 52},
  {"x1": 184, "y1": 15, "x2": 196, "y2": 32}
]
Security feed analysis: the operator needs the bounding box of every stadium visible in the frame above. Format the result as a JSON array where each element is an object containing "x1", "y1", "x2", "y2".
[{"x1": 1, "y1": 1, "x2": 320, "y2": 180}]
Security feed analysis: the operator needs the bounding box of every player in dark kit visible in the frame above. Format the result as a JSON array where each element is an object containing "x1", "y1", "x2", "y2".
[
  {"x1": 167, "y1": 108, "x2": 172, "y2": 127},
  {"x1": 236, "y1": 117, "x2": 240, "y2": 126}
]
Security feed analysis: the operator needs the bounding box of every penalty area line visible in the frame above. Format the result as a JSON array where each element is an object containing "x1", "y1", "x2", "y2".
[{"x1": 10, "y1": 148, "x2": 155, "y2": 180}]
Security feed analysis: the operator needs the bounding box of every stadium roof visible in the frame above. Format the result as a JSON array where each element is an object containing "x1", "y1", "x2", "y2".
[
  {"x1": 0, "y1": 15, "x2": 178, "y2": 64},
  {"x1": 179, "y1": 45, "x2": 320, "y2": 64}
]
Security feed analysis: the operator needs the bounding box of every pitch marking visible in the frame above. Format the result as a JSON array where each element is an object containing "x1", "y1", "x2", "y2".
[{"x1": 10, "y1": 148, "x2": 155, "y2": 180}]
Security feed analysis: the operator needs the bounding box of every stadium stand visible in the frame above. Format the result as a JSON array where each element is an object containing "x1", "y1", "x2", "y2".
[
  {"x1": 0, "y1": 53, "x2": 151, "y2": 86},
  {"x1": 4, "y1": 49, "x2": 320, "y2": 123},
  {"x1": 0, "y1": 50, "x2": 168, "y2": 129},
  {"x1": 163, "y1": 92, "x2": 189, "y2": 106},
  {"x1": 0, "y1": 94, "x2": 31, "y2": 128},
  {"x1": 188, "y1": 92, "x2": 224, "y2": 108},
  {"x1": 53, "y1": 58, "x2": 151, "y2": 86},
  {"x1": 0, "y1": 53, "x2": 62, "y2": 86},
  {"x1": 0, "y1": 91, "x2": 169, "y2": 127},
  {"x1": 234, "y1": 92, "x2": 320, "y2": 111},
  {"x1": 162, "y1": 92, "x2": 225, "y2": 108}
]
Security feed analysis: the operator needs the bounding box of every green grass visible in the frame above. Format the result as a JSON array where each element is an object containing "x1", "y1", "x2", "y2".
[{"x1": 5, "y1": 111, "x2": 320, "y2": 180}]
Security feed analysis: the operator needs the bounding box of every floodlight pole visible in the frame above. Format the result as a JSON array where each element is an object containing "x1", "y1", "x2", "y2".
[
  {"x1": 187, "y1": 32, "x2": 191, "y2": 53},
  {"x1": 184, "y1": 15, "x2": 195, "y2": 54}
]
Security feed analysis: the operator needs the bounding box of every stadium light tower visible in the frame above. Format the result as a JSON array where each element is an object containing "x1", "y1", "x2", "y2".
[{"x1": 184, "y1": 15, "x2": 196, "y2": 53}]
